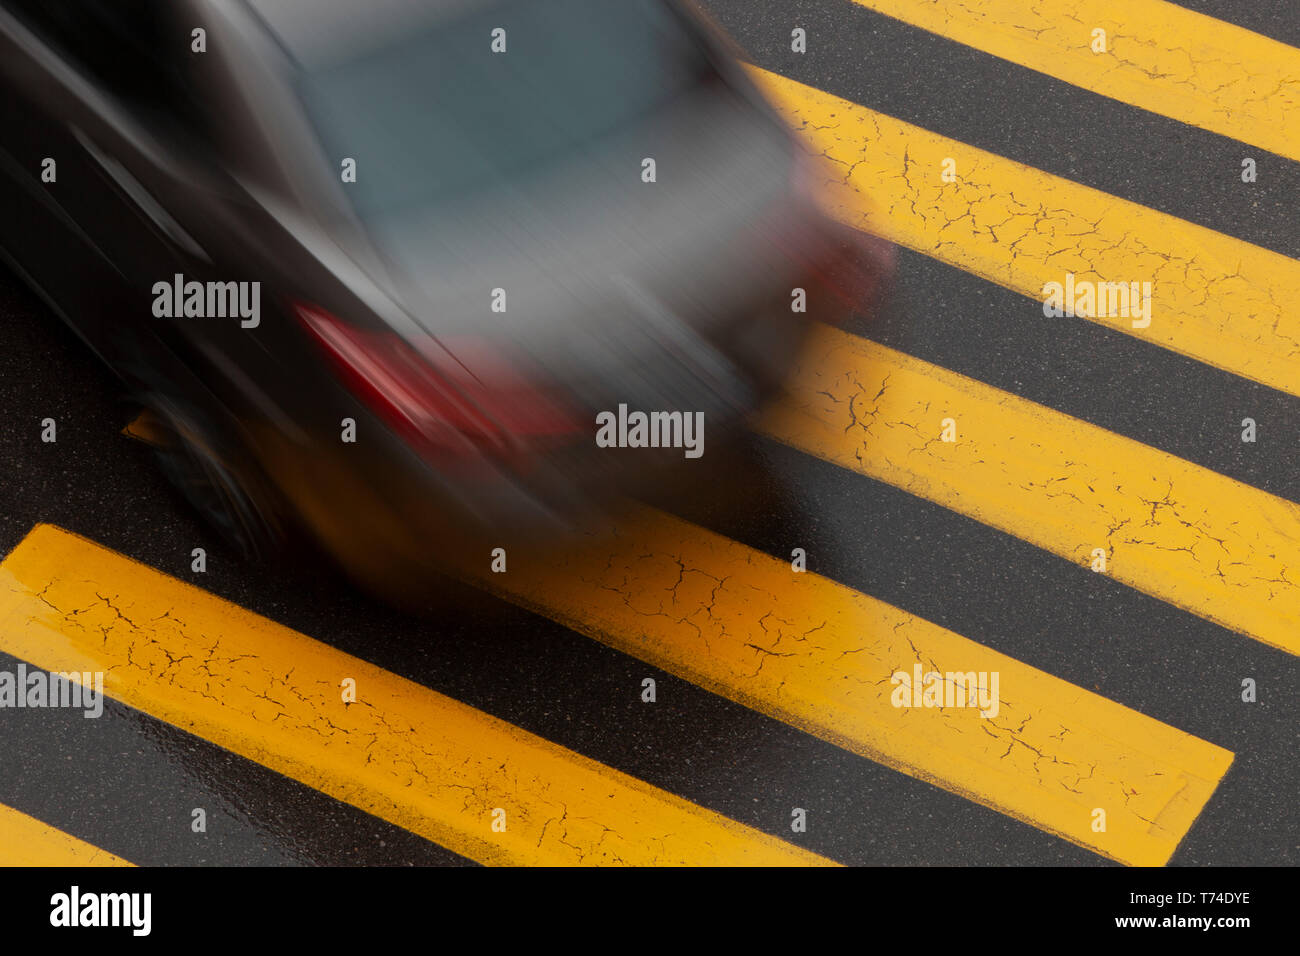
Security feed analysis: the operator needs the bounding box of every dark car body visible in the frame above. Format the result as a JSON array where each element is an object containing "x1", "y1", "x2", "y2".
[{"x1": 0, "y1": 0, "x2": 887, "y2": 600}]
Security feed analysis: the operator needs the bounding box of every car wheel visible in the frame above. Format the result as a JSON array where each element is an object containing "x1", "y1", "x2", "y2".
[{"x1": 141, "y1": 395, "x2": 288, "y2": 563}]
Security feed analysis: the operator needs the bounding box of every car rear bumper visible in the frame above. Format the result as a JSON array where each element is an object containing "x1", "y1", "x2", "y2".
[{"x1": 257, "y1": 289, "x2": 830, "y2": 601}]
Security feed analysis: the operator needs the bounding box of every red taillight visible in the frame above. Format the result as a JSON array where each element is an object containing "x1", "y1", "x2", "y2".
[
  {"x1": 807, "y1": 224, "x2": 896, "y2": 314},
  {"x1": 292, "y1": 302, "x2": 578, "y2": 461},
  {"x1": 423, "y1": 334, "x2": 584, "y2": 440}
]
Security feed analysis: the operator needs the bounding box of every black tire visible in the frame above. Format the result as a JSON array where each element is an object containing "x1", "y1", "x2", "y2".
[{"x1": 142, "y1": 394, "x2": 288, "y2": 564}]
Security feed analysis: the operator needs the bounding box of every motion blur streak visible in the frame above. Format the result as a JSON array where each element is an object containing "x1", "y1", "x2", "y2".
[{"x1": 0, "y1": 0, "x2": 892, "y2": 597}]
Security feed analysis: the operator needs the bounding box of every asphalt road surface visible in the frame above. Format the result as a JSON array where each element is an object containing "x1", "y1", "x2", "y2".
[{"x1": 1, "y1": 0, "x2": 1297, "y2": 867}]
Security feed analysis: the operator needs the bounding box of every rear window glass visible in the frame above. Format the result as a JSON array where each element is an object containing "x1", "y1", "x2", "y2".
[{"x1": 287, "y1": 0, "x2": 711, "y2": 216}]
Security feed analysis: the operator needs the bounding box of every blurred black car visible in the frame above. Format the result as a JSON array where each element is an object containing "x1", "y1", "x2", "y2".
[{"x1": 0, "y1": 0, "x2": 889, "y2": 599}]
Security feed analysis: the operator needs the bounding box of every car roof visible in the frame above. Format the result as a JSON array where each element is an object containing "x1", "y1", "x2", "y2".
[{"x1": 245, "y1": 0, "x2": 484, "y2": 67}]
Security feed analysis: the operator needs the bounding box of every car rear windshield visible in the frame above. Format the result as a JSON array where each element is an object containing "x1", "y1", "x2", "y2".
[{"x1": 288, "y1": 0, "x2": 712, "y2": 217}]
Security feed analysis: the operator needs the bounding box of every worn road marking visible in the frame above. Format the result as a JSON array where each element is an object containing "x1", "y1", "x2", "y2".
[
  {"x1": 751, "y1": 68, "x2": 1300, "y2": 401},
  {"x1": 0, "y1": 802, "x2": 131, "y2": 866},
  {"x1": 764, "y1": 324, "x2": 1300, "y2": 656},
  {"x1": 475, "y1": 507, "x2": 1233, "y2": 866},
  {"x1": 0, "y1": 524, "x2": 828, "y2": 867},
  {"x1": 850, "y1": 0, "x2": 1300, "y2": 163}
]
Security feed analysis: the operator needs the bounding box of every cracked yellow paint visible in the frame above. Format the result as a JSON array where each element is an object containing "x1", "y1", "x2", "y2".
[
  {"x1": 764, "y1": 324, "x2": 1300, "y2": 656},
  {"x1": 751, "y1": 69, "x2": 1300, "y2": 400},
  {"x1": 850, "y1": 0, "x2": 1300, "y2": 163},
  {"x1": 0, "y1": 802, "x2": 131, "y2": 866},
  {"x1": 0, "y1": 525, "x2": 828, "y2": 867},
  {"x1": 474, "y1": 506, "x2": 1233, "y2": 866}
]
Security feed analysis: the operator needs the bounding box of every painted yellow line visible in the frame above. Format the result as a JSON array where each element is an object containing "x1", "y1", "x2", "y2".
[
  {"x1": 849, "y1": 0, "x2": 1300, "y2": 163},
  {"x1": 751, "y1": 68, "x2": 1300, "y2": 400},
  {"x1": 0, "y1": 803, "x2": 132, "y2": 866},
  {"x1": 474, "y1": 509, "x2": 1232, "y2": 866},
  {"x1": 763, "y1": 324, "x2": 1300, "y2": 656},
  {"x1": 0, "y1": 525, "x2": 828, "y2": 867}
]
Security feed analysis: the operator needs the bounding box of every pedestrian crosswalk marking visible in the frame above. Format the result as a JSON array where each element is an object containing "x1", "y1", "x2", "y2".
[
  {"x1": 763, "y1": 323, "x2": 1300, "y2": 657},
  {"x1": 0, "y1": 524, "x2": 830, "y2": 867},
  {"x1": 751, "y1": 68, "x2": 1300, "y2": 401},
  {"x1": 471, "y1": 505, "x2": 1233, "y2": 866},
  {"x1": 849, "y1": 0, "x2": 1300, "y2": 164},
  {"x1": 0, "y1": 801, "x2": 132, "y2": 867}
]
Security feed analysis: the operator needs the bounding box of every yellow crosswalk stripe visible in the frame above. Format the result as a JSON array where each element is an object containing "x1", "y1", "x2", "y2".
[
  {"x1": 473, "y1": 506, "x2": 1233, "y2": 866},
  {"x1": 750, "y1": 68, "x2": 1300, "y2": 401},
  {"x1": 764, "y1": 325, "x2": 1300, "y2": 656},
  {"x1": 0, "y1": 525, "x2": 828, "y2": 867},
  {"x1": 849, "y1": 0, "x2": 1300, "y2": 164},
  {"x1": 0, "y1": 803, "x2": 132, "y2": 866}
]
